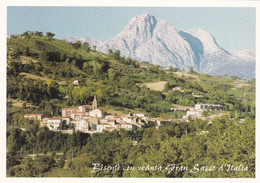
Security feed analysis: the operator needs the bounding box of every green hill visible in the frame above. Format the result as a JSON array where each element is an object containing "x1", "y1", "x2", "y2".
[
  {"x1": 7, "y1": 32, "x2": 255, "y2": 120},
  {"x1": 6, "y1": 31, "x2": 255, "y2": 178}
]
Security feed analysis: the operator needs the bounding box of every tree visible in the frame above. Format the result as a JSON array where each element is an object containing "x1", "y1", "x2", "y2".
[
  {"x1": 164, "y1": 81, "x2": 171, "y2": 92},
  {"x1": 9, "y1": 157, "x2": 55, "y2": 177},
  {"x1": 108, "y1": 68, "x2": 117, "y2": 81},
  {"x1": 189, "y1": 67, "x2": 196, "y2": 74},
  {"x1": 202, "y1": 109, "x2": 210, "y2": 118},
  {"x1": 46, "y1": 32, "x2": 55, "y2": 38},
  {"x1": 173, "y1": 67, "x2": 179, "y2": 72},
  {"x1": 57, "y1": 156, "x2": 65, "y2": 168},
  {"x1": 92, "y1": 45, "x2": 97, "y2": 52},
  {"x1": 22, "y1": 31, "x2": 29, "y2": 37},
  {"x1": 114, "y1": 50, "x2": 121, "y2": 60},
  {"x1": 72, "y1": 41, "x2": 82, "y2": 49},
  {"x1": 35, "y1": 31, "x2": 43, "y2": 37},
  {"x1": 108, "y1": 49, "x2": 113, "y2": 57},
  {"x1": 231, "y1": 75, "x2": 240, "y2": 80},
  {"x1": 82, "y1": 42, "x2": 90, "y2": 52}
]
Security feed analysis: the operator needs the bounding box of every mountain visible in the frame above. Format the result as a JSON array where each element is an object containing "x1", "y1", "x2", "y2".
[{"x1": 64, "y1": 13, "x2": 255, "y2": 80}]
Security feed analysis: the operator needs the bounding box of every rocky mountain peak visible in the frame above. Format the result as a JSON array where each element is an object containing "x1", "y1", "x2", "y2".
[{"x1": 63, "y1": 14, "x2": 255, "y2": 79}]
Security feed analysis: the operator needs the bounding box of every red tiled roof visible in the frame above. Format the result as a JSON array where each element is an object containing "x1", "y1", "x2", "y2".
[
  {"x1": 48, "y1": 117, "x2": 62, "y2": 120},
  {"x1": 123, "y1": 123, "x2": 133, "y2": 125},
  {"x1": 99, "y1": 123, "x2": 109, "y2": 125}
]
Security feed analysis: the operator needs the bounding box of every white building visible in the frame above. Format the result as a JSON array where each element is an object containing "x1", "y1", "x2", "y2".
[
  {"x1": 105, "y1": 115, "x2": 116, "y2": 119},
  {"x1": 62, "y1": 108, "x2": 78, "y2": 117},
  {"x1": 78, "y1": 105, "x2": 92, "y2": 112},
  {"x1": 90, "y1": 109, "x2": 104, "y2": 118},
  {"x1": 122, "y1": 116, "x2": 134, "y2": 123},
  {"x1": 45, "y1": 117, "x2": 70, "y2": 130},
  {"x1": 183, "y1": 109, "x2": 202, "y2": 119},
  {"x1": 71, "y1": 111, "x2": 89, "y2": 120},
  {"x1": 107, "y1": 119, "x2": 117, "y2": 126},
  {"x1": 195, "y1": 104, "x2": 224, "y2": 111},
  {"x1": 71, "y1": 119, "x2": 89, "y2": 131},
  {"x1": 105, "y1": 126, "x2": 116, "y2": 132},
  {"x1": 121, "y1": 123, "x2": 137, "y2": 131},
  {"x1": 24, "y1": 114, "x2": 43, "y2": 121},
  {"x1": 97, "y1": 123, "x2": 111, "y2": 133},
  {"x1": 134, "y1": 113, "x2": 146, "y2": 118},
  {"x1": 46, "y1": 117, "x2": 62, "y2": 130}
]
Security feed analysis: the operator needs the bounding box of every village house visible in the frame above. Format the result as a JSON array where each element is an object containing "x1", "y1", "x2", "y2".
[
  {"x1": 121, "y1": 123, "x2": 137, "y2": 131},
  {"x1": 195, "y1": 104, "x2": 224, "y2": 111},
  {"x1": 46, "y1": 117, "x2": 70, "y2": 130},
  {"x1": 122, "y1": 116, "x2": 137, "y2": 124},
  {"x1": 71, "y1": 111, "x2": 90, "y2": 120},
  {"x1": 89, "y1": 109, "x2": 104, "y2": 118},
  {"x1": 24, "y1": 114, "x2": 43, "y2": 121},
  {"x1": 70, "y1": 119, "x2": 89, "y2": 131},
  {"x1": 62, "y1": 108, "x2": 78, "y2": 118},
  {"x1": 183, "y1": 109, "x2": 203, "y2": 119},
  {"x1": 134, "y1": 113, "x2": 146, "y2": 118},
  {"x1": 97, "y1": 123, "x2": 111, "y2": 133},
  {"x1": 107, "y1": 119, "x2": 117, "y2": 126},
  {"x1": 46, "y1": 117, "x2": 63, "y2": 131},
  {"x1": 105, "y1": 126, "x2": 116, "y2": 132},
  {"x1": 87, "y1": 118, "x2": 99, "y2": 131},
  {"x1": 78, "y1": 105, "x2": 92, "y2": 112},
  {"x1": 105, "y1": 115, "x2": 116, "y2": 119}
]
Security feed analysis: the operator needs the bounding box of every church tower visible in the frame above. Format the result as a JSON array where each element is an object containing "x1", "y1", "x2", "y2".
[{"x1": 92, "y1": 96, "x2": 98, "y2": 110}]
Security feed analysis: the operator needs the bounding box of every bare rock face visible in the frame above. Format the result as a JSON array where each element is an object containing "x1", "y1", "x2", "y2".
[{"x1": 64, "y1": 13, "x2": 255, "y2": 80}]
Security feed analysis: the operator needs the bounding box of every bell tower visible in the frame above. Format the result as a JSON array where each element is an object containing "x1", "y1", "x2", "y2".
[{"x1": 92, "y1": 96, "x2": 98, "y2": 110}]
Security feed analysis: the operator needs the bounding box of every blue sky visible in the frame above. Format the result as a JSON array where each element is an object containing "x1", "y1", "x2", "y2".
[{"x1": 7, "y1": 7, "x2": 255, "y2": 51}]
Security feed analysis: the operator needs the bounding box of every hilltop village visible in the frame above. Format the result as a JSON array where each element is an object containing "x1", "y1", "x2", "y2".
[{"x1": 24, "y1": 96, "x2": 225, "y2": 134}]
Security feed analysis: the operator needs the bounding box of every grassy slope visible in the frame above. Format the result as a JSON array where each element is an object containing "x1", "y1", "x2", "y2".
[{"x1": 7, "y1": 35, "x2": 255, "y2": 114}]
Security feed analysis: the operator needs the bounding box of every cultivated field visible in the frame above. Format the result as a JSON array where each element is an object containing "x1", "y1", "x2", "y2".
[{"x1": 138, "y1": 81, "x2": 167, "y2": 91}]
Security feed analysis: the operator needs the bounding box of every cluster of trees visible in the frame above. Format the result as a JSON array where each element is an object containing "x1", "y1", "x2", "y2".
[
  {"x1": 72, "y1": 116, "x2": 255, "y2": 177},
  {"x1": 71, "y1": 41, "x2": 90, "y2": 52},
  {"x1": 9, "y1": 31, "x2": 55, "y2": 39},
  {"x1": 22, "y1": 31, "x2": 55, "y2": 38},
  {"x1": 7, "y1": 76, "x2": 60, "y2": 104},
  {"x1": 7, "y1": 116, "x2": 254, "y2": 177},
  {"x1": 9, "y1": 156, "x2": 55, "y2": 177},
  {"x1": 7, "y1": 123, "x2": 89, "y2": 173},
  {"x1": 165, "y1": 90, "x2": 196, "y2": 106},
  {"x1": 108, "y1": 49, "x2": 121, "y2": 60}
]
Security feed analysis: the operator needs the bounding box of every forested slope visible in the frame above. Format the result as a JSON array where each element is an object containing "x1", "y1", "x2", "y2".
[{"x1": 6, "y1": 32, "x2": 255, "y2": 177}]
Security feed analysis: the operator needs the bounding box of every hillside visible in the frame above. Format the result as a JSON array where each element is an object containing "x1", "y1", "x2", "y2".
[
  {"x1": 6, "y1": 31, "x2": 255, "y2": 178},
  {"x1": 7, "y1": 32, "x2": 255, "y2": 119}
]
